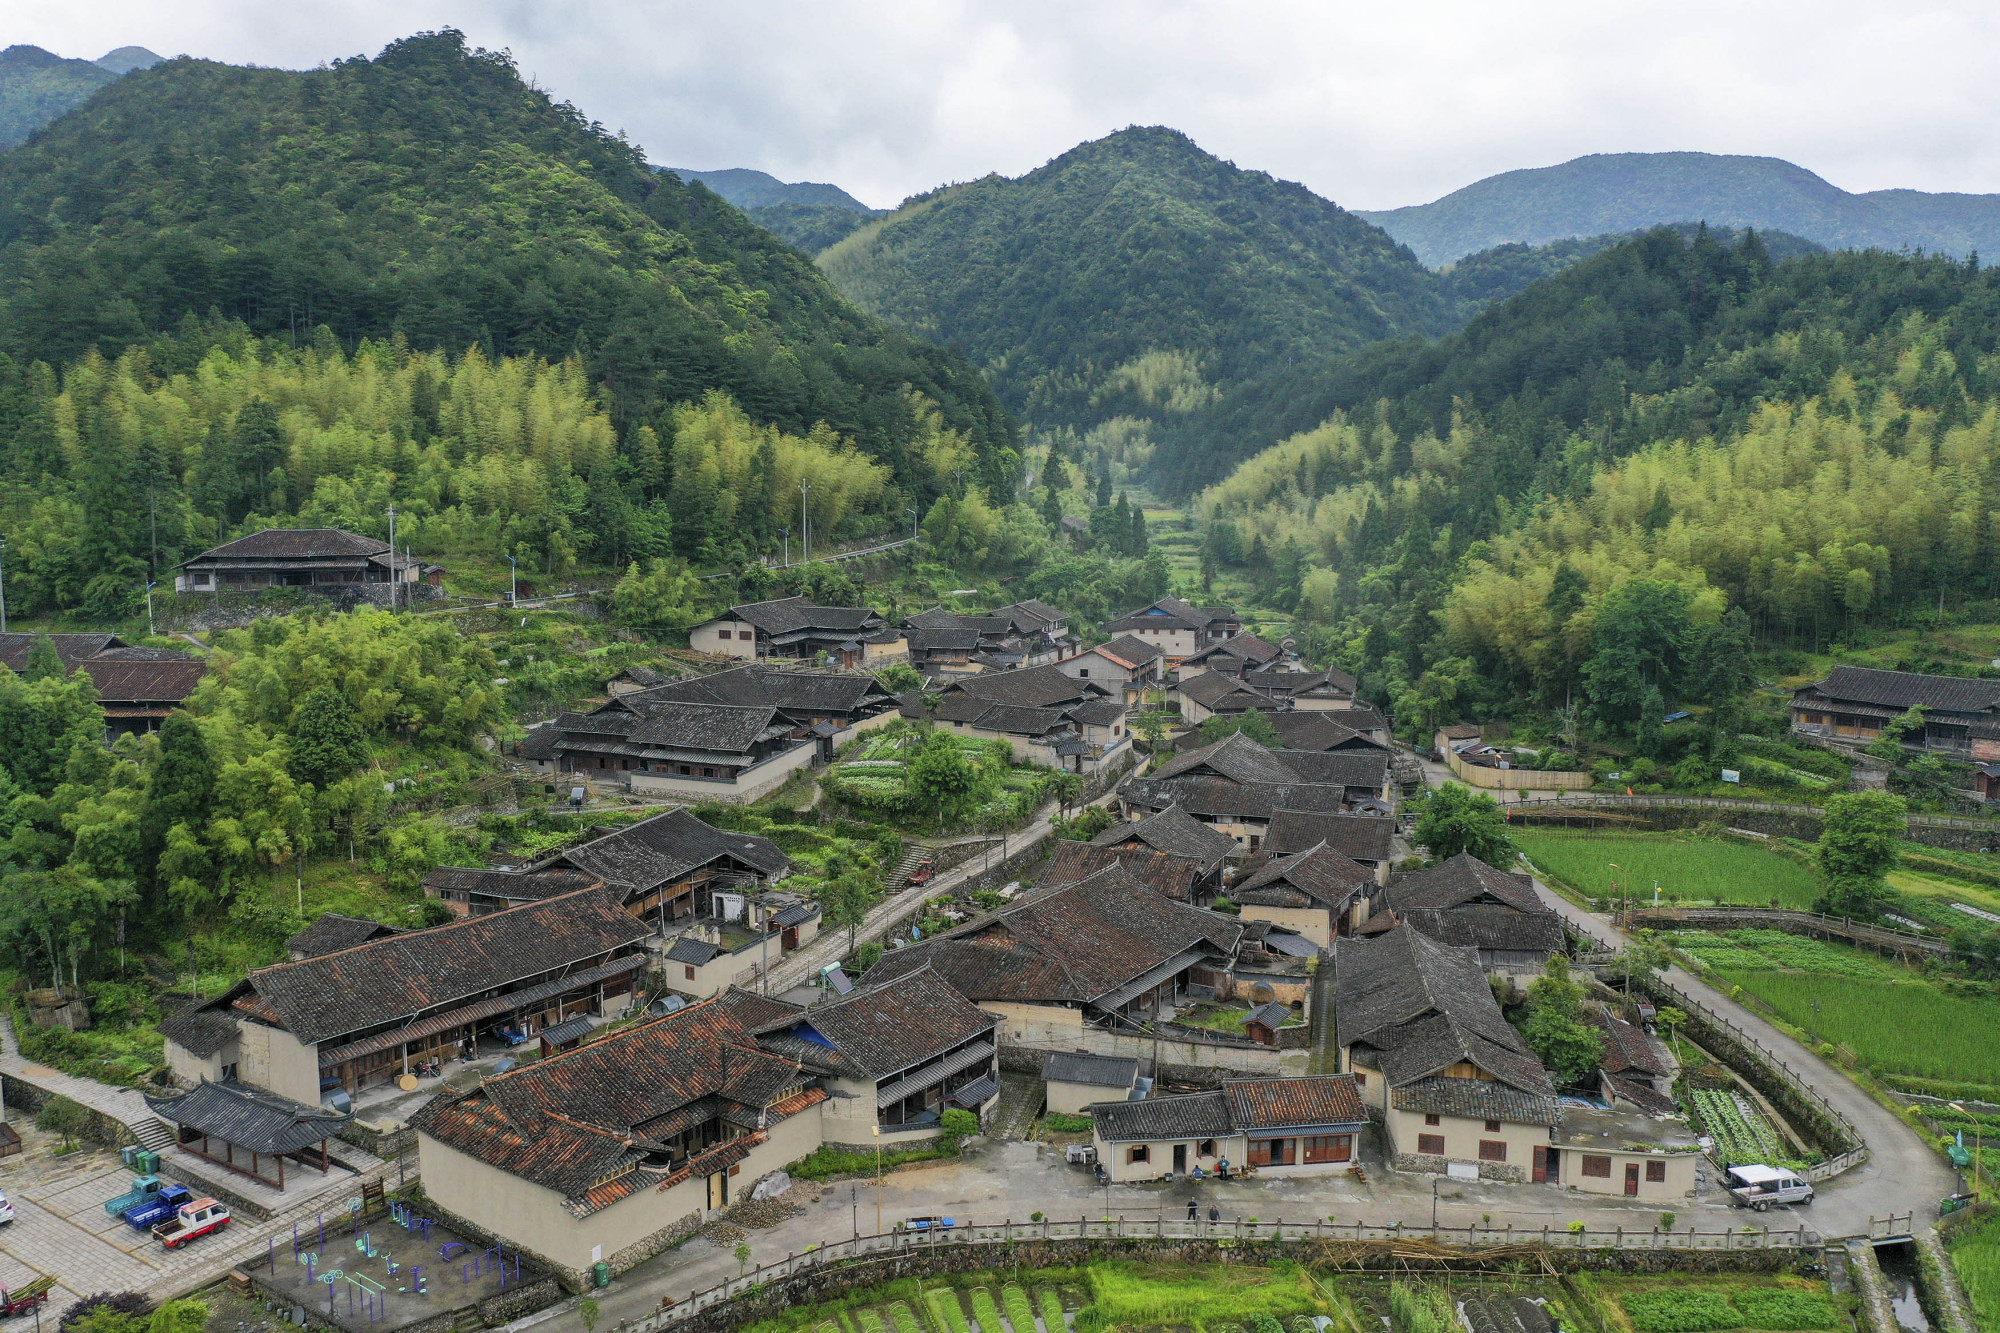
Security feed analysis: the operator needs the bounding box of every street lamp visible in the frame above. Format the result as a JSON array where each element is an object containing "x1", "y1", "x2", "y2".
[
  {"x1": 1431, "y1": 1176, "x2": 1440, "y2": 1229},
  {"x1": 871, "y1": 1124, "x2": 882, "y2": 1235},
  {"x1": 906, "y1": 506, "x2": 919, "y2": 549},
  {"x1": 800, "y1": 480, "x2": 811, "y2": 563},
  {"x1": 139, "y1": 580, "x2": 158, "y2": 636},
  {"x1": 503, "y1": 553, "x2": 517, "y2": 606}
]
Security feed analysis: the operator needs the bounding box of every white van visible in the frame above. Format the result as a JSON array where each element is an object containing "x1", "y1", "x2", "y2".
[{"x1": 1726, "y1": 1164, "x2": 1814, "y2": 1210}]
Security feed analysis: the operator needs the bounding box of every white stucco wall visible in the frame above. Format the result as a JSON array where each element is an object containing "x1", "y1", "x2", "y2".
[
  {"x1": 235, "y1": 1021, "x2": 321, "y2": 1106},
  {"x1": 1561, "y1": 1147, "x2": 1699, "y2": 1198},
  {"x1": 1094, "y1": 1132, "x2": 1245, "y2": 1182},
  {"x1": 1237, "y1": 903, "x2": 1333, "y2": 949},
  {"x1": 628, "y1": 741, "x2": 814, "y2": 805},
  {"x1": 689, "y1": 619, "x2": 758, "y2": 659}
]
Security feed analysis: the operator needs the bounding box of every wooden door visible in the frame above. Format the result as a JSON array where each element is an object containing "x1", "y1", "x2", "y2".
[
  {"x1": 708, "y1": 1170, "x2": 728, "y2": 1211},
  {"x1": 1624, "y1": 1163, "x2": 1640, "y2": 1196},
  {"x1": 1532, "y1": 1146, "x2": 1554, "y2": 1183},
  {"x1": 1173, "y1": 1144, "x2": 1187, "y2": 1174}
]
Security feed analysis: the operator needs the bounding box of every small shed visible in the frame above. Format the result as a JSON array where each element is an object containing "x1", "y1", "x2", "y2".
[
  {"x1": 1243, "y1": 1001, "x2": 1295, "y2": 1046},
  {"x1": 539, "y1": 1015, "x2": 594, "y2": 1058},
  {"x1": 1977, "y1": 764, "x2": 2000, "y2": 802},
  {"x1": 144, "y1": 1080, "x2": 352, "y2": 1192},
  {"x1": 0, "y1": 1123, "x2": 19, "y2": 1158},
  {"x1": 1041, "y1": 1051, "x2": 1141, "y2": 1116}
]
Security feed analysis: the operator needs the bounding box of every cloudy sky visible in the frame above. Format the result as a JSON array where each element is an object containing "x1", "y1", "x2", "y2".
[{"x1": 17, "y1": 1, "x2": 2000, "y2": 210}]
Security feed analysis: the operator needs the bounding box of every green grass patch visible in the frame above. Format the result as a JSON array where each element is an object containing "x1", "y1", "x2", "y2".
[
  {"x1": 1717, "y1": 968, "x2": 2000, "y2": 1084},
  {"x1": 1514, "y1": 831, "x2": 1821, "y2": 908},
  {"x1": 970, "y1": 1289, "x2": 1005, "y2": 1333},
  {"x1": 1087, "y1": 1261, "x2": 1324, "y2": 1327},
  {"x1": 1002, "y1": 1286, "x2": 1038, "y2": 1333},
  {"x1": 1041, "y1": 1113, "x2": 1093, "y2": 1134},
  {"x1": 785, "y1": 1140, "x2": 959, "y2": 1181},
  {"x1": 1620, "y1": 1285, "x2": 1840, "y2": 1331},
  {"x1": 1950, "y1": 1212, "x2": 2000, "y2": 1333},
  {"x1": 886, "y1": 1303, "x2": 926, "y2": 1333},
  {"x1": 1671, "y1": 929, "x2": 1906, "y2": 980},
  {"x1": 927, "y1": 1292, "x2": 971, "y2": 1333}
]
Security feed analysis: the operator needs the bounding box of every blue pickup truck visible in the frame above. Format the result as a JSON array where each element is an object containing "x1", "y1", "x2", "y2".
[{"x1": 125, "y1": 1184, "x2": 194, "y2": 1230}]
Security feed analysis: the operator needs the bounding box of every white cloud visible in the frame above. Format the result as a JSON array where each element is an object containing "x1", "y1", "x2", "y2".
[{"x1": 14, "y1": 0, "x2": 2000, "y2": 209}]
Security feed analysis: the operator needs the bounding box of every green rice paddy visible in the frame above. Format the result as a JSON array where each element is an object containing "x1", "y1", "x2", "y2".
[{"x1": 1514, "y1": 831, "x2": 1821, "y2": 909}]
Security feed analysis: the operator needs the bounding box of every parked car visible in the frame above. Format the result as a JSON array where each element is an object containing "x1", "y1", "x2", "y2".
[
  {"x1": 0, "y1": 1190, "x2": 13, "y2": 1224},
  {"x1": 152, "y1": 1197, "x2": 231, "y2": 1248},
  {"x1": 1726, "y1": 1164, "x2": 1814, "y2": 1210}
]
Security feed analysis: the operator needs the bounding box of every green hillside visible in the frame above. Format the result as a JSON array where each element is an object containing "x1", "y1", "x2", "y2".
[
  {"x1": 0, "y1": 30, "x2": 1015, "y2": 495},
  {"x1": 1362, "y1": 151, "x2": 2000, "y2": 265},
  {"x1": 0, "y1": 45, "x2": 117, "y2": 148},
  {"x1": 817, "y1": 126, "x2": 1453, "y2": 447},
  {"x1": 665, "y1": 165, "x2": 876, "y2": 213}
]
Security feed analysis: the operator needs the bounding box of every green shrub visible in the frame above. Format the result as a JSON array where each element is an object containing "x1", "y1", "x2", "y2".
[
  {"x1": 1042, "y1": 1113, "x2": 1093, "y2": 1133},
  {"x1": 1388, "y1": 1284, "x2": 1454, "y2": 1333},
  {"x1": 1729, "y1": 1289, "x2": 1842, "y2": 1330},
  {"x1": 1621, "y1": 1291, "x2": 1742, "y2": 1333}
]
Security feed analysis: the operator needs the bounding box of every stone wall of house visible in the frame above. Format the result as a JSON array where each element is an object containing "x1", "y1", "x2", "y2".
[
  {"x1": 1390, "y1": 1151, "x2": 1527, "y2": 1182},
  {"x1": 163, "y1": 583, "x2": 445, "y2": 632}
]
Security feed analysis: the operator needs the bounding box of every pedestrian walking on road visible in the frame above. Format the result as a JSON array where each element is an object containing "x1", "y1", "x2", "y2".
[
  {"x1": 1208, "y1": 1205, "x2": 1219, "y2": 1223},
  {"x1": 1187, "y1": 1198, "x2": 1198, "y2": 1220}
]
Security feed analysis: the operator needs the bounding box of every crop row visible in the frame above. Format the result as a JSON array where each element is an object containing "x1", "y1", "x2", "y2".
[{"x1": 1689, "y1": 1087, "x2": 1781, "y2": 1165}]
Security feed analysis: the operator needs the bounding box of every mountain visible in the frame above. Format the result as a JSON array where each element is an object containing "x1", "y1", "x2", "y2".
[
  {"x1": 0, "y1": 31, "x2": 1016, "y2": 492},
  {"x1": 93, "y1": 47, "x2": 166, "y2": 76},
  {"x1": 664, "y1": 166, "x2": 885, "y2": 253},
  {"x1": 664, "y1": 166, "x2": 875, "y2": 213},
  {"x1": 818, "y1": 126, "x2": 1452, "y2": 449},
  {"x1": 0, "y1": 45, "x2": 117, "y2": 148},
  {"x1": 1360, "y1": 151, "x2": 2000, "y2": 266}
]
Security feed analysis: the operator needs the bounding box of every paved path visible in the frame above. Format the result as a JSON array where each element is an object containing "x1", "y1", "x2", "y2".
[{"x1": 1530, "y1": 881, "x2": 1957, "y2": 1239}]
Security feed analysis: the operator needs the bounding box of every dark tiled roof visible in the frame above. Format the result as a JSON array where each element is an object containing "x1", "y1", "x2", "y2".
[
  {"x1": 1333, "y1": 925, "x2": 1551, "y2": 1095},
  {"x1": 555, "y1": 697, "x2": 784, "y2": 757},
  {"x1": 995, "y1": 599, "x2": 1063, "y2": 629},
  {"x1": 185, "y1": 528, "x2": 390, "y2": 562},
  {"x1": 81, "y1": 657, "x2": 207, "y2": 704},
  {"x1": 285, "y1": 912, "x2": 402, "y2": 959},
  {"x1": 1266, "y1": 810, "x2": 1396, "y2": 860},
  {"x1": 1041, "y1": 840, "x2": 1200, "y2": 902},
  {"x1": 1390, "y1": 1075, "x2": 1559, "y2": 1126},
  {"x1": 1125, "y1": 775, "x2": 1347, "y2": 821},
  {"x1": 1224, "y1": 1076, "x2": 1364, "y2": 1128},
  {"x1": 870, "y1": 865, "x2": 1239, "y2": 1007},
  {"x1": 1268, "y1": 749, "x2": 1390, "y2": 789},
  {"x1": 1089, "y1": 635, "x2": 1164, "y2": 667},
  {"x1": 552, "y1": 809, "x2": 790, "y2": 895},
  {"x1": 714, "y1": 987, "x2": 804, "y2": 1029},
  {"x1": 947, "y1": 663, "x2": 1103, "y2": 708},
  {"x1": 146, "y1": 1079, "x2": 351, "y2": 1151},
  {"x1": 630, "y1": 663, "x2": 891, "y2": 716},
  {"x1": 1183, "y1": 634, "x2": 1281, "y2": 670},
  {"x1": 1176, "y1": 670, "x2": 1277, "y2": 710},
  {"x1": 413, "y1": 996, "x2": 805, "y2": 1206},
  {"x1": 1232, "y1": 840, "x2": 1376, "y2": 908},
  {"x1": 719, "y1": 596, "x2": 883, "y2": 635},
  {"x1": 760, "y1": 966, "x2": 995, "y2": 1080},
  {"x1": 1340, "y1": 707, "x2": 1389, "y2": 733},
  {"x1": 0, "y1": 632, "x2": 125, "y2": 672},
  {"x1": 1592, "y1": 1005, "x2": 1673, "y2": 1078},
  {"x1": 1091, "y1": 1090, "x2": 1233, "y2": 1141},
  {"x1": 1388, "y1": 853, "x2": 1542, "y2": 914},
  {"x1": 1042, "y1": 1052, "x2": 1139, "y2": 1088},
  {"x1": 1068, "y1": 698, "x2": 1126, "y2": 726},
  {"x1": 246, "y1": 887, "x2": 650, "y2": 1046},
  {"x1": 518, "y1": 726, "x2": 562, "y2": 761},
  {"x1": 1801, "y1": 664, "x2": 2000, "y2": 715},
  {"x1": 665, "y1": 936, "x2": 724, "y2": 965},
  {"x1": 1243, "y1": 1002, "x2": 1296, "y2": 1031},
  {"x1": 1152, "y1": 732, "x2": 1301, "y2": 785},
  {"x1": 157, "y1": 998, "x2": 242, "y2": 1058},
  {"x1": 1106, "y1": 597, "x2": 1237, "y2": 635},
  {"x1": 612, "y1": 665, "x2": 669, "y2": 688},
  {"x1": 1090, "y1": 806, "x2": 1235, "y2": 874},
  {"x1": 1265, "y1": 712, "x2": 1385, "y2": 752},
  {"x1": 1361, "y1": 854, "x2": 1562, "y2": 954},
  {"x1": 422, "y1": 866, "x2": 602, "y2": 903},
  {"x1": 968, "y1": 702, "x2": 1071, "y2": 736},
  {"x1": 541, "y1": 1016, "x2": 595, "y2": 1046}
]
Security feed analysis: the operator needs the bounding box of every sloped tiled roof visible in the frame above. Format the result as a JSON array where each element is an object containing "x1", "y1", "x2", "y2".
[
  {"x1": 1041, "y1": 840, "x2": 1200, "y2": 902},
  {"x1": 718, "y1": 596, "x2": 882, "y2": 635},
  {"x1": 1176, "y1": 670, "x2": 1278, "y2": 710},
  {"x1": 1592, "y1": 1004, "x2": 1674, "y2": 1078},
  {"x1": 1091, "y1": 1090, "x2": 1233, "y2": 1141},
  {"x1": 1042, "y1": 1052, "x2": 1139, "y2": 1088},
  {"x1": 556, "y1": 697, "x2": 783, "y2": 756},
  {"x1": 157, "y1": 997, "x2": 243, "y2": 1058},
  {"x1": 1333, "y1": 925, "x2": 1551, "y2": 1095},
  {"x1": 146, "y1": 1080, "x2": 351, "y2": 1152},
  {"x1": 630, "y1": 663, "x2": 891, "y2": 715},
  {"x1": 0, "y1": 632, "x2": 126, "y2": 672},
  {"x1": 947, "y1": 663, "x2": 1103, "y2": 708},
  {"x1": 756, "y1": 966, "x2": 995, "y2": 1081},
  {"x1": 1802, "y1": 664, "x2": 2000, "y2": 714},
  {"x1": 1358, "y1": 854, "x2": 1562, "y2": 954},
  {"x1": 1084, "y1": 635, "x2": 1164, "y2": 668},
  {"x1": 1266, "y1": 810, "x2": 1397, "y2": 861},
  {"x1": 1152, "y1": 732, "x2": 1301, "y2": 785},
  {"x1": 1266, "y1": 712, "x2": 1386, "y2": 752},
  {"x1": 552, "y1": 809, "x2": 790, "y2": 895},
  {"x1": 285, "y1": 912, "x2": 402, "y2": 960},
  {"x1": 870, "y1": 865, "x2": 1239, "y2": 1007},
  {"x1": 1090, "y1": 806, "x2": 1235, "y2": 874},
  {"x1": 1230, "y1": 840, "x2": 1375, "y2": 909},
  {"x1": 246, "y1": 887, "x2": 649, "y2": 1046},
  {"x1": 1224, "y1": 1076, "x2": 1364, "y2": 1128},
  {"x1": 1125, "y1": 776, "x2": 1347, "y2": 821},
  {"x1": 1106, "y1": 597, "x2": 1237, "y2": 635},
  {"x1": 422, "y1": 866, "x2": 602, "y2": 903},
  {"x1": 1390, "y1": 1075, "x2": 1559, "y2": 1126},
  {"x1": 184, "y1": 528, "x2": 389, "y2": 562},
  {"x1": 1182, "y1": 634, "x2": 1281, "y2": 671},
  {"x1": 1267, "y1": 749, "x2": 1391, "y2": 789}
]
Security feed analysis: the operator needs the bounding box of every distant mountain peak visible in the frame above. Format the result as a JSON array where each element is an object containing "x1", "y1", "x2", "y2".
[
  {"x1": 1360, "y1": 150, "x2": 2000, "y2": 265},
  {"x1": 663, "y1": 166, "x2": 876, "y2": 215},
  {"x1": 96, "y1": 47, "x2": 166, "y2": 76}
]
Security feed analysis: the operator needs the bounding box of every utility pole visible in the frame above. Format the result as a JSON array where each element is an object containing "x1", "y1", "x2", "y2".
[
  {"x1": 800, "y1": 481, "x2": 811, "y2": 563},
  {"x1": 385, "y1": 506, "x2": 398, "y2": 610},
  {"x1": 504, "y1": 553, "x2": 517, "y2": 606},
  {"x1": 780, "y1": 528, "x2": 790, "y2": 569},
  {"x1": 142, "y1": 581, "x2": 157, "y2": 636},
  {"x1": 0, "y1": 536, "x2": 8, "y2": 633},
  {"x1": 907, "y1": 506, "x2": 919, "y2": 548}
]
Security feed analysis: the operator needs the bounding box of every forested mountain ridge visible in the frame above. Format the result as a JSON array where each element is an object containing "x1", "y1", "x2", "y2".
[
  {"x1": 1195, "y1": 227, "x2": 2000, "y2": 742},
  {"x1": 0, "y1": 30, "x2": 1016, "y2": 494},
  {"x1": 1362, "y1": 151, "x2": 2000, "y2": 265},
  {"x1": 0, "y1": 44, "x2": 154, "y2": 149},
  {"x1": 663, "y1": 166, "x2": 885, "y2": 254},
  {"x1": 817, "y1": 125, "x2": 1452, "y2": 453}
]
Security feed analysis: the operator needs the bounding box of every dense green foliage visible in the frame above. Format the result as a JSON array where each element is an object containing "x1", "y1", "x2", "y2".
[
  {"x1": 820, "y1": 127, "x2": 1451, "y2": 452},
  {"x1": 748, "y1": 203, "x2": 879, "y2": 254},
  {"x1": 0, "y1": 45, "x2": 117, "y2": 149},
  {"x1": 1411, "y1": 782, "x2": 1513, "y2": 864},
  {"x1": 1950, "y1": 1211, "x2": 2000, "y2": 1333},
  {"x1": 1619, "y1": 1284, "x2": 1839, "y2": 1332},
  {"x1": 0, "y1": 31, "x2": 1016, "y2": 512},
  {"x1": 1361, "y1": 149, "x2": 2000, "y2": 266}
]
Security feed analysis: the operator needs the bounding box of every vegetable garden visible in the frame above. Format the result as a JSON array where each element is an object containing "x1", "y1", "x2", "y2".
[
  {"x1": 1686, "y1": 1087, "x2": 1786, "y2": 1166},
  {"x1": 1513, "y1": 832, "x2": 1820, "y2": 910},
  {"x1": 822, "y1": 726, "x2": 1067, "y2": 831}
]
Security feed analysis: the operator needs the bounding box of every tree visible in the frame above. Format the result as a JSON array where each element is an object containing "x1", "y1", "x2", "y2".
[
  {"x1": 819, "y1": 866, "x2": 876, "y2": 957},
  {"x1": 1812, "y1": 791, "x2": 1905, "y2": 918},
  {"x1": 1655, "y1": 1005, "x2": 1689, "y2": 1059},
  {"x1": 1413, "y1": 783, "x2": 1514, "y2": 865},
  {"x1": 907, "y1": 733, "x2": 981, "y2": 828},
  {"x1": 1197, "y1": 708, "x2": 1280, "y2": 747},
  {"x1": 140, "y1": 712, "x2": 216, "y2": 900},
  {"x1": 873, "y1": 663, "x2": 925, "y2": 695},
  {"x1": 732, "y1": 1242, "x2": 752, "y2": 1278},
  {"x1": 1580, "y1": 580, "x2": 1695, "y2": 735},
  {"x1": 1518, "y1": 956, "x2": 1606, "y2": 1087},
  {"x1": 288, "y1": 686, "x2": 367, "y2": 790},
  {"x1": 36, "y1": 1094, "x2": 92, "y2": 1152},
  {"x1": 22, "y1": 633, "x2": 65, "y2": 682},
  {"x1": 1052, "y1": 805, "x2": 1115, "y2": 841},
  {"x1": 611, "y1": 558, "x2": 706, "y2": 630},
  {"x1": 940, "y1": 1107, "x2": 979, "y2": 1149},
  {"x1": 1865, "y1": 706, "x2": 1927, "y2": 761}
]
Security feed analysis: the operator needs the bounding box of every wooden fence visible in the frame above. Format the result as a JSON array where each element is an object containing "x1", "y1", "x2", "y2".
[
  {"x1": 1510, "y1": 792, "x2": 2000, "y2": 834},
  {"x1": 619, "y1": 1217, "x2": 1830, "y2": 1333},
  {"x1": 1616, "y1": 906, "x2": 1950, "y2": 957}
]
